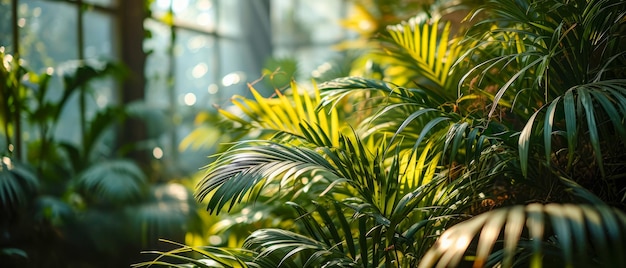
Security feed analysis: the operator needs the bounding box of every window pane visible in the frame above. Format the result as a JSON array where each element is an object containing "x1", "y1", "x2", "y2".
[
  {"x1": 20, "y1": 0, "x2": 78, "y2": 69},
  {"x1": 218, "y1": 38, "x2": 255, "y2": 99},
  {"x1": 271, "y1": 0, "x2": 349, "y2": 75},
  {"x1": 175, "y1": 29, "x2": 216, "y2": 106},
  {"x1": 298, "y1": 0, "x2": 346, "y2": 43},
  {"x1": 217, "y1": 0, "x2": 242, "y2": 37},
  {"x1": 0, "y1": 0, "x2": 13, "y2": 52},
  {"x1": 84, "y1": 10, "x2": 115, "y2": 60},
  {"x1": 151, "y1": 0, "x2": 216, "y2": 32},
  {"x1": 144, "y1": 19, "x2": 171, "y2": 108}
]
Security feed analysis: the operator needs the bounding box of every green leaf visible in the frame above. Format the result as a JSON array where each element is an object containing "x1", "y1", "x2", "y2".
[
  {"x1": 77, "y1": 159, "x2": 147, "y2": 205},
  {"x1": 577, "y1": 87, "x2": 604, "y2": 177},
  {"x1": 419, "y1": 204, "x2": 626, "y2": 268}
]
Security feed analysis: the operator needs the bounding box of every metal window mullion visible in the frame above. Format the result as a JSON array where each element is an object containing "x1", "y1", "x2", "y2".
[
  {"x1": 10, "y1": 0, "x2": 23, "y2": 161},
  {"x1": 166, "y1": 4, "x2": 179, "y2": 162},
  {"x1": 77, "y1": 0, "x2": 87, "y2": 149}
]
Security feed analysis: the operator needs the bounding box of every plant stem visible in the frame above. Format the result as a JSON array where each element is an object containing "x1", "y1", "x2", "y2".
[{"x1": 77, "y1": 0, "x2": 86, "y2": 155}]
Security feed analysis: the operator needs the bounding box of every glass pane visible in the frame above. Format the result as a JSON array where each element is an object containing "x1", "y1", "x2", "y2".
[
  {"x1": 272, "y1": 0, "x2": 346, "y2": 45},
  {"x1": 271, "y1": 0, "x2": 302, "y2": 47},
  {"x1": 152, "y1": 0, "x2": 216, "y2": 32},
  {"x1": 217, "y1": 0, "x2": 242, "y2": 37},
  {"x1": 0, "y1": 0, "x2": 13, "y2": 53},
  {"x1": 296, "y1": 46, "x2": 344, "y2": 78},
  {"x1": 219, "y1": 38, "x2": 255, "y2": 98},
  {"x1": 174, "y1": 29, "x2": 216, "y2": 106},
  {"x1": 145, "y1": 19, "x2": 171, "y2": 108},
  {"x1": 19, "y1": 0, "x2": 78, "y2": 70},
  {"x1": 298, "y1": 0, "x2": 345, "y2": 43},
  {"x1": 84, "y1": 10, "x2": 115, "y2": 60},
  {"x1": 271, "y1": 0, "x2": 349, "y2": 75}
]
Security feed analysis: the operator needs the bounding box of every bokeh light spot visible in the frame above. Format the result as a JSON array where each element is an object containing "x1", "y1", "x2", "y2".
[
  {"x1": 208, "y1": 84, "x2": 219, "y2": 94},
  {"x1": 152, "y1": 147, "x2": 164, "y2": 159},
  {"x1": 184, "y1": 93, "x2": 197, "y2": 106}
]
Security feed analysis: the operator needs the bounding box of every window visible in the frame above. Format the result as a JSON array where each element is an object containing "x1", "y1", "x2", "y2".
[
  {"x1": 2, "y1": 0, "x2": 352, "y2": 174},
  {"x1": 145, "y1": 0, "x2": 351, "y2": 174}
]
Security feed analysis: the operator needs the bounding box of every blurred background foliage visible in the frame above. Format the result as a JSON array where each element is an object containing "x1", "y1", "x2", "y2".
[{"x1": 0, "y1": 0, "x2": 361, "y2": 266}]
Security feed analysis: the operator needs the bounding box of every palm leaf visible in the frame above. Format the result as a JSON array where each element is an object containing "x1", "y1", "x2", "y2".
[
  {"x1": 129, "y1": 183, "x2": 201, "y2": 247},
  {"x1": 244, "y1": 228, "x2": 351, "y2": 268},
  {"x1": 133, "y1": 239, "x2": 260, "y2": 268},
  {"x1": 462, "y1": 0, "x2": 626, "y2": 121},
  {"x1": 218, "y1": 82, "x2": 342, "y2": 146},
  {"x1": 518, "y1": 80, "x2": 626, "y2": 177},
  {"x1": 0, "y1": 157, "x2": 39, "y2": 219},
  {"x1": 419, "y1": 203, "x2": 626, "y2": 268},
  {"x1": 77, "y1": 159, "x2": 147, "y2": 205},
  {"x1": 385, "y1": 17, "x2": 462, "y2": 93},
  {"x1": 195, "y1": 140, "x2": 342, "y2": 214},
  {"x1": 239, "y1": 201, "x2": 362, "y2": 267}
]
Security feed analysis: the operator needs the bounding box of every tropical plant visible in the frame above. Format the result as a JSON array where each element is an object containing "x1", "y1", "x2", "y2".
[{"x1": 139, "y1": 0, "x2": 626, "y2": 267}]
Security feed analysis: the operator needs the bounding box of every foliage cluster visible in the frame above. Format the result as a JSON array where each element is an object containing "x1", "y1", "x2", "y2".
[
  {"x1": 0, "y1": 51, "x2": 202, "y2": 267},
  {"x1": 139, "y1": 0, "x2": 626, "y2": 267}
]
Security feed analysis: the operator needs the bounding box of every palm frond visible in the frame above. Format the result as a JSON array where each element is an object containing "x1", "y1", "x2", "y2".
[
  {"x1": 133, "y1": 239, "x2": 259, "y2": 268},
  {"x1": 0, "y1": 157, "x2": 38, "y2": 220},
  {"x1": 385, "y1": 17, "x2": 462, "y2": 93},
  {"x1": 519, "y1": 80, "x2": 626, "y2": 177},
  {"x1": 77, "y1": 159, "x2": 147, "y2": 205},
  {"x1": 129, "y1": 183, "x2": 201, "y2": 247},
  {"x1": 218, "y1": 82, "x2": 342, "y2": 146},
  {"x1": 462, "y1": 0, "x2": 626, "y2": 120},
  {"x1": 195, "y1": 140, "x2": 342, "y2": 214},
  {"x1": 244, "y1": 228, "x2": 350, "y2": 268},
  {"x1": 419, "y1": 203, "x2": 626, "y2": 268}
]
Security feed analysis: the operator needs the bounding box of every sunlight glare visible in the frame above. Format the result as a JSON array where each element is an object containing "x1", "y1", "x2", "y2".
[
  {"x1": 207, "y1": 84, "x2": 219, "y2": 94},
  {"x1": 222, "y1": 72, "x2": 242, "y2": 86},
  {"x1": 192, "y1": 63, "x2": 208, "y2": 78},
  {"x1": 96, "y1": 95, "x2": 108, "y2": 108},
  {"x1": 188, "y1": 36, "x2": 207, "y2": 50},
  {"x1": 208, "y1": 235, "x2": 222, "y2": 245},
  {"x1": 152, "y1": 147, "x2": 164, "y2": 159},
  {"x1": 196, "y1": 13, "x2": 212, "y2": 26},
  {"x1": 3, "y1": 54, "x2": 13, "y2": 69},
  {"x1": 156, "y1": 0, "x2": 189, "y2": 13},
  {"x1": 197, "y1": 0, "x2": 213, "y2": 10},
  {"x1": 184, "y1": 93, "x2": 197, "y2": 106},
  {"x1": 455, "y1": 235, "x2": 470, "y2": 250},
  {"x1": 2, "y1": 157, "x2": 12, "y2": 170},
  {"x1": 33, "y1": 7, "x2": 42, "y2": 17},
  {"x1": 438, "y1": 231, "x2": 453, "y2": 249}
]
